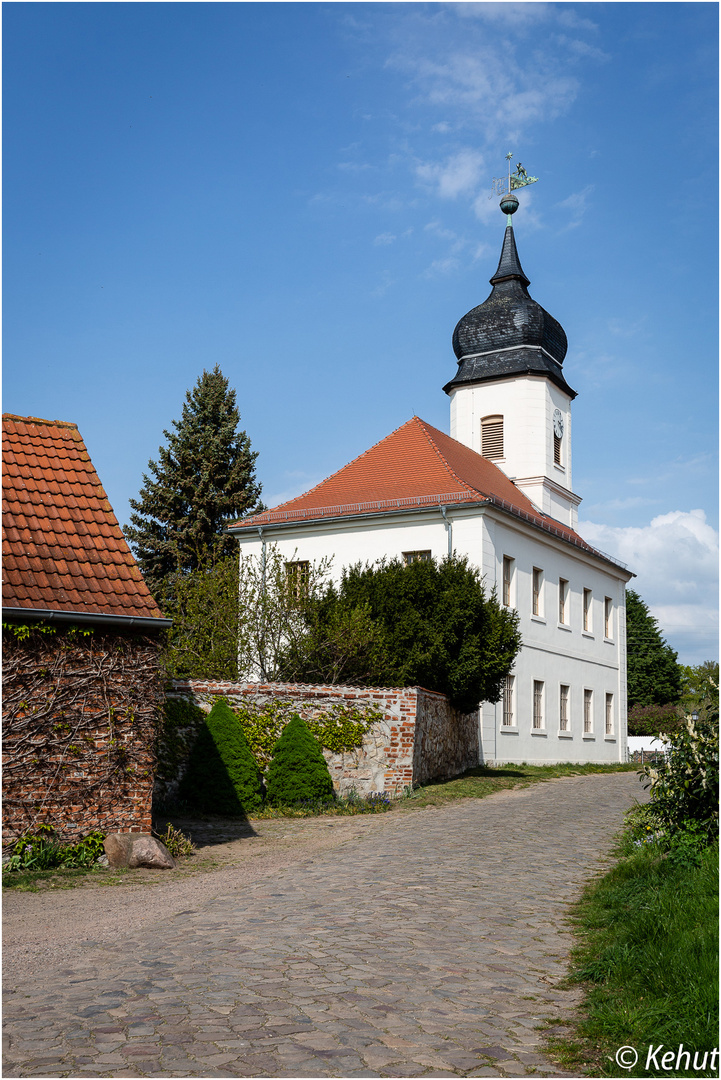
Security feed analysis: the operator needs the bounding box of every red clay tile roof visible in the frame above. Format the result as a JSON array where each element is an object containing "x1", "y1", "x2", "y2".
[
  {"x1": 233, "y1": 416, "x2": 609, "y2": 561},
  {"x1": 3, "y1": 414, "x2": 166, "y2": 621}
]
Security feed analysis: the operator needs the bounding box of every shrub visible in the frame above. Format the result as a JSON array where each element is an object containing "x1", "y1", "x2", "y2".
[
  {"x1": 265, "y1": 714, "x2": 335, "y2": 806},
  {"x1": 4, "y1": 825, "x2": 106, "y2": 872},
  {"x1": 643, "y1": 714, "x2": 719, "y2": 842},
  {"x1": 627, "y1": 701, "x2": 684, "y2": 737},
  {"x1": 154, "y1": 823, "x2": 195, "y2": 857},
  {"x1": 179, "y1": 698, "x2": 264, "y2": 816},
  {"x1": 280, "y1": 555, "x2": 521, "y2": 713}
]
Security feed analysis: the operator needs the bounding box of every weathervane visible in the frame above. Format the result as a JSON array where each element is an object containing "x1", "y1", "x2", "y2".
[{"x1": 491, "y1": 151, "x2": 539, "y2": 223}]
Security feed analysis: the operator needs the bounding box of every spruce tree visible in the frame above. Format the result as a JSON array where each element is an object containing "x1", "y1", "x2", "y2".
[
  {"x1": 124, "y1": 366, "x2": 263, "y2": 602},
  {"x1": 626, "y1": 589, "x2": 682, "y2": 708},
  {"x1": 265, "y1": 715, "x2": 335, "y2": 806}
]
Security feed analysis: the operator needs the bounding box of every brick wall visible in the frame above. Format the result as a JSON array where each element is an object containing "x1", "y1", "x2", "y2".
[
  {"x1": 165, "y1": 680, "x2": 480, "y2": 799},
  {"x1": 2, "y1": 627, "x2": 163, "y2": 843}
]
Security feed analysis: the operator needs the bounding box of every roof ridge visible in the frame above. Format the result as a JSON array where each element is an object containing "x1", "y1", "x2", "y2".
[
  {"x1": 3, "y1": 414, "x2": 79, "y2": 431},
  {"x1": 414, "y1": 418, "x2": 479, "y2": 496},
  {"x1": 265, "y1": 416, "x2": 424, "y2": 513}
]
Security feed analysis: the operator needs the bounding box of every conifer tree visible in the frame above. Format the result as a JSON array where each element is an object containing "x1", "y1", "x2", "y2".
[
  {"x1": 626, "y1": 589, "x2": 682, "y2": 708},
  {"x1": 179, "y1": 698, "x2": 264, "y2": 816},
  {"x1": 124, "y1": 366, "x2": 263, "y2": 602},
  {"x1": 265, "y1": 715, "x2": 335, "y2": 806}
]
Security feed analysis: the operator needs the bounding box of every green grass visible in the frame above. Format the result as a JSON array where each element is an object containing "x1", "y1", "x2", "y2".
[
  {"x1": 1, "y1": 865, "x2": 127, "y2": 892},
  {"x1": 395, "y1": 761, "x2": 637, "y2": 810},
  {"x1": 547, "y1": 841, "x2": 719, "y2": 1077}
]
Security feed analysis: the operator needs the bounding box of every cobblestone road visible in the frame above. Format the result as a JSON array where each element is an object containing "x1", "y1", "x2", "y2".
[{"x1": 3, "y1": 773, "x2": 645, "y2": 1078}]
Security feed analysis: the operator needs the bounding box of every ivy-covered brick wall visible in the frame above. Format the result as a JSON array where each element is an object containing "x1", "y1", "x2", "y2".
[
  {"x1": 2, "y1": 624, "x2": 164, "y2": 843},
  {"x1": 161, "y1": 680, "x2": 479, "y2": 802}
]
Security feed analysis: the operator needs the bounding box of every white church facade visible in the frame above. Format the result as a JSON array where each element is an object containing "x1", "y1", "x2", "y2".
[{"x1": 230, "y1": 212, "x2": 633, "y2": 766}]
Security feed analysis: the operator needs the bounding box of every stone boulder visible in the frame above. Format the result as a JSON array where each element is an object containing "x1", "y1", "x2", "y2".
[{"x1": 103, "y1": 833, "x2": 176, "y2": 870}]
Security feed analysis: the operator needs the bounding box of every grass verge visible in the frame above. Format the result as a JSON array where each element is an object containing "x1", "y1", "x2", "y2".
[
  {"x1": 395, "y1": 761, "x2": 637, "y2": 811},
  {"x1": 546, "y1": 835, "x2": 719, "y2": 1077}
]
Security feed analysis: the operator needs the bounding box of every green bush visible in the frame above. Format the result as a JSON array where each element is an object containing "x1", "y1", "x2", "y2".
[
  {"x1": 4, "y1": 825, "x2": 106, "y2": 872},
  {"x1": 280, "y1": 555, "x2": 521, "y2": 713},
  {"x1": 643, "y1": 714, "x2": 719, "y2": 842},
  {"x1": 179, "y1": 698, "x2": 264, "y2": 816},
  {"x1": 627, "y1": 701, "x2": 683, "y2": 737},
  {"x1": 265, "y1": 714, "x2": 335, "y2": 806}
]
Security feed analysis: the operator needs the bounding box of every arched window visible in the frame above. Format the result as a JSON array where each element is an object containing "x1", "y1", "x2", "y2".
[{"x1": 481, "y1": 415, "x2": 503, "y2": 460}]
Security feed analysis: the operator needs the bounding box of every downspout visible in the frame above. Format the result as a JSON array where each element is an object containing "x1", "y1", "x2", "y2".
[
  {"x1": 439, "y1": 504, "x2": 453, "y2": 557},
  {"x1": 257, "y1": 526, "x2": 267, "y2": 680}
]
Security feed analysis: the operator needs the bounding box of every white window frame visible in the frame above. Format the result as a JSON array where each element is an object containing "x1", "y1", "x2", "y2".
[
  {"x1": 558, "y1": 578, "x2": 569, "y2": 625},
  {"x1": 403, "y1": 550, "x2": 432, "y2": 566},
  {"x1": 583, "y1": 688, "x2": 594, "y2": 735},
  {"x1": 502, "y1": 675, "x2": 515, "y2": 728},
  {"x1": 532, "y1": 680, "x2": 544, "y2": 730},
  {"x1": 559, "y1": 684, "x2": 570, "y2": 732},
  {"x1": 604, "y1": 596, "x2": 613, "y2": 640},
  {"x1": 502, "y1": 556, "x2": 514, "y2": 608},
  {"x1": 532, "y1": 567, "x2": 543, "y2": 617},
  {"x1": 583, "y1": 588, "x2": 592, "y2": 633},
  {"x1": 605, "y1": 693, "x2": 614, "y2": 736}
]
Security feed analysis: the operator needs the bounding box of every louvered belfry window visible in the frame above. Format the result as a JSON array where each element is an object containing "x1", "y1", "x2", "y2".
[{"x1": 481, "y1": 415, "x2": 504, "y2": 460}]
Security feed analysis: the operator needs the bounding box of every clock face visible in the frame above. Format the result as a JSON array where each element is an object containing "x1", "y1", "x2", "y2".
[{"x1": 553, "y1": 409, "x2": 564, "y2": 438}]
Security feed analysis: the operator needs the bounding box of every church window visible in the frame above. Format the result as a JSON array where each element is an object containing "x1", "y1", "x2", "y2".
[
  {"x1": 605, "y1": 693, "x2": 614, "y2": 736},
  {"x1": 502, "y1": 675, "x2": 514, "y2": 726},
  {"x1": 558, "y1": 578, "x2": 569, "y2": 624},
  {"x1": 502, "y1": 556, "x2": 514, "y2": 607},
  {"x1": 559, "y1": 684, "x2": 570, "y2": 731},
  {"x1": 532, "y1": 567, "x2": 543, "y2": 616},
  {"x1": 554, "y1": 433, "x2": 562, "y2": 465},
  {"x1": 584, "y1": 689, "x2": 593, "y2": 733},
  {"x1": 604, "y1": 597, "x2": 613, "y2": 639},
  {"x1": 583, "y1": 588, "x2": 592, "y2": 632},
  {"x1": 533, "y1": 681, "x2": 544, "y2": 729},
  {"x1": 481, "y1": 415, "x2": 504, "y2": 460},
  {"x1": 403, "y1": 550, "x2": 432, "y2": 566},
  {"x1": 285, "y1": 560, "x2": 310, "y2": 600}
]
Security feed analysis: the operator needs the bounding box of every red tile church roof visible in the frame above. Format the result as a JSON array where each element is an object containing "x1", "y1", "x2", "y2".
[
  {"x1": 235, "y1": 416, "x2": 605, "y2": 559},
  {"x1": 2, "y1": 414, "x2": 167, "y2": 623}
]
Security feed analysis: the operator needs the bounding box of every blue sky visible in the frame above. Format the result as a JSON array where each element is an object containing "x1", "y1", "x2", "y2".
[{"x1": 3, "y1": 2, "x2": 718, "y2": 663}]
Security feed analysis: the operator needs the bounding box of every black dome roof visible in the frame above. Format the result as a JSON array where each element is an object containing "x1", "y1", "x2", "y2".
[{"x1": 444, "y1": 225, "x2": 575, "y2": 399}]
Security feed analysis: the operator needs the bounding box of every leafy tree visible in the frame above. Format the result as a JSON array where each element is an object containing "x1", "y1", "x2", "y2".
[
  {"x1": 237, "y1": 545, "x2": 332, "y2": 682},
  {"x1": 280, "y1": 555, "x2": 521, "y2": 714},
  {"x1": 124, "y1": 366, "x2": 263, "y2": 603},
  {"x1": 179, "y1": 698, "x2": 264, "y2": 815},
  {"x1": 627, "y1": 702, "x2": 684, "y2": 739},
  {"x1": 163, "y1": 555, "x2": 240, "y2": 680},
  {"x1": 679, "y1": 661, "x2": 719, "y2": 717},
  {"x1": 625, "y1": 589, "x2": 682, "y2": 709},
  {"x1": 265, "y1": 714, "x2": 335, "y2": 806}
]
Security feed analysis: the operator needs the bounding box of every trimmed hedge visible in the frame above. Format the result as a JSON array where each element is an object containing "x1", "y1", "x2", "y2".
[
  {"x1": 179, "y1": 698, "x2": 263, "y2": 815},
  {"x1": 265, "y1": 714, "x2": 334, "y2": 806}
]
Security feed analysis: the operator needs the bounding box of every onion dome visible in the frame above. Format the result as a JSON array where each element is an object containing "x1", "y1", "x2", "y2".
[{"x1": 443, "y1": 224, "x2": 576, "y2": 399}]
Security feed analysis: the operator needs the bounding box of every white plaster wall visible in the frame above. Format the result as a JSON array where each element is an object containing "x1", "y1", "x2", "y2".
[
  {"x1": 478, "y1": 512, "x2": 628, "y2": 764},
  {"x1": 234, "y1": 502, "x2": 631, "y2": 767},
  {"x1": 448, "y1": 375, "x2": 574, "y2": 492}
]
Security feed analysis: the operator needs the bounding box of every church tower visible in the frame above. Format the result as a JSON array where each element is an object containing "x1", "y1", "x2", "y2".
[{"x1": 444, "y1": 188, "x2": 581, "y2": 529}]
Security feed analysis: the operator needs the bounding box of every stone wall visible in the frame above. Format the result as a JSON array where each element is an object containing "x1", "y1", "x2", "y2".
[
  {"x1": 165, "y1": 680, "x2": 480, "y2": 799},
  {"x1": 2, "y1": 626, "x2": 163, "y2": 843}
]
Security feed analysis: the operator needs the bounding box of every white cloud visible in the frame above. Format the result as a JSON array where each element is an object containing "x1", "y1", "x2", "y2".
[
  {"x1": 556, "y1": 184, "x2": 594, "y2": 228},
  {"x1": 447, "y1": 3, "x2": 554, "y2": 28},
  {"x1": 579, "y1": 509, "x2": 719, "y2": 663},
  {"x1": 374, "y1": 232, "x2": 397, "y2": 246},
  {"x1": 416, "y1": 149, "x2": 485, "y2": 199}
]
